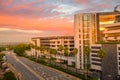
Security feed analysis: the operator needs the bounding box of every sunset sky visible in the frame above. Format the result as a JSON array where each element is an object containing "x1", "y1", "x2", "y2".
[{"x1": 0, "y1": 0, "x2": 120, "y2": 42}]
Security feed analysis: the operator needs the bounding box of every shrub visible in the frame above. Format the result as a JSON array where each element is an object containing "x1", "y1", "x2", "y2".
[
  {"x1": 3, "y1": 71, "x2": 17, "y2": 80},
  {"x1": 0, "y1": 53, "x2": 5, "y2": 61},
  {"x1": 0, "y1": 47, "x2": 5, "y2": 52}
]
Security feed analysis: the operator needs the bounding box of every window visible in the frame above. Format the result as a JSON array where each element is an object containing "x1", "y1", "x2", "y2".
[
  {"x1": 83, "y1": 34, "x2": 89, "y2": 38},
  {"x1": 84, "y1": 40, "x2": 89, "y2": 45},
  {"x1": 83, "y1": 21, "x2": 89, "y2": 27},
  {"x1": 92, "y1": 62, "x2": 101, "y2": 66},
  {"x1": 69, "y1": 41, "x2": 74, "y2": 43},
  {"x1": 91, "y1": 50, "x2": 98, "y2": 53},
  {"x1": 70, "y1": 45, "x2": 74, "y2": 47},
  {"x1": 51, "y1": 41, "x2": 55, "y2": 43},
  {"x1": 91, "y1": 54, "x2": 98, "y2": 57},
  {"x1": 51, "y1": 45, "x2": 55, "y2": 47},
  {"x1": 83, "y1": 28, "x2": 89, "y2": 33},
  {"x1": 79, "y1": 40, "x2": 81, "y2": 44},
  {"x1": 70, "y1": 48, "x2": 73, "y2": 51},
  {"x1": 64, "y1": 41, "x2": 68, "y2": 43},
  {"x1": 64, "y1": 45, "x2": 67, "y2": 47},
  {"x1": 83, "y1": 15, "x2": 89, "y2": 21},
  {"x1": 119, "y1": 47, "x2": 120, "y2": 50},
  {"x1": 92, "y1": 58, "x2": 101, "y2": 62},
  {"x1": 91, "y1": 46, "x2": 101, "y2": 49},
  {"x1": 79, "y1": 29, "x2": 81, "y2": 32},
  {"x1": 79, "y1": 35, "x2": 81, "y2": 38}
]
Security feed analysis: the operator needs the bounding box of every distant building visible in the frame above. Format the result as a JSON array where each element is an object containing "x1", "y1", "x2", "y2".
[
  {"x1": 74, "y1": 12, "x2": 120, "y2": 69},
  {"x1": 31, "y1": 36, "x2": 74, "y2": 54},
  {"x1": 90, "y1": 44, "x2": 120, "y2": 80}
]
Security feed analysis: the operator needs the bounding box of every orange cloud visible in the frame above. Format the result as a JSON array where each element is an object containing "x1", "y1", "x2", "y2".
[
  {"x1": 75, "y1": 0, "x2": 90, "y2": 4},
  {"x1": 0, "y1": 14, "x2": 73, "y2": 34},
  {"x1": 0, "y1": 0, "x2": 14, "y2": 6}
]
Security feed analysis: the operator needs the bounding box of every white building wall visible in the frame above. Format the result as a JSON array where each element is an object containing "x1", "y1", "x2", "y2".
[
  {"x1": 50, "y1": 37, "x2": 74, "y2": 53},
  {"x1": 74, "y1": 14, "x2": 81, "y2": 69},
  {"x1": 90, "y1": 44, "x2": 102, "y2": 71},
  {"x1": 74, "y1": 13, "x2": 97, "y2": 69},
  {"x1": 117, "y1": 44, "x2": 120, "y2": 75}
]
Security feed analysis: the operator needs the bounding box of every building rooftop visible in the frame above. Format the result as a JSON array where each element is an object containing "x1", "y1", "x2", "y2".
[
  {"x1": 32, "y1": 36, "x2": 74, "y2": 39},
  {"x1": 75, "y1": 11, "x2": 120, "y2": 15}
]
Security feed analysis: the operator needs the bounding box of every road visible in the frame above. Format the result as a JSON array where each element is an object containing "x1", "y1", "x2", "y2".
[{"x1": 6, "y1": 51, "x2": 80, "y2": 80}]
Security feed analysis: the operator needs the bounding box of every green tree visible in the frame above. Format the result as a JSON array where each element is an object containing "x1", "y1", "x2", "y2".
[
  {"x1": 0, "y1": 53, "x2": 5, "y2": 62},
  {"x1": 29, "y1": 44, "x2": 35, "y2": 56},
  {"x1": 64, "y1": 47, "x2": 69, "y2": 69},
  {"x1": 48, "y1": 48, "x2": 57, "y2": 64},
  {"x1": 34, "y1": 46, "x2": 40, "y2": 61},
  {"x1": 58, "y1": 45, "x2": 64, "y2": 63},
  {"x1": 64, "y1": 47, "x2": 69, "y2": 56},
  {"x1": 0, "y1": 47, "x2": 5, "y2": 52},
  {"x1": 97, "y1": 48, "x2": 105, "y2": 59},
  {"x1": 34, "y1": 45, "x2": 38, "y2": 57},
  {"x1": 58, "y1": 45, "x2": 64, "y2": 52},
  {"x1": 13, "y1": 44, "x2": 30, "y2": 56},
  {"x1": 97, "y1": 48, "x2": 106, "y2": 80},
  {"x1": 84, "y1": 46, "x2": 91, "y2": 80},
  {"x1": 39, "y1": 46, "x2": 46, "y2": 56},
  {"x1": 52, "y1": 49, "x2": 57, "y2": 56},
  {"x1": 48, "y1": 48, "x2": 53, "y2": 63},
  {"x1": 4, "y1": 71, "x2": 17, "y2": 80},
  {"x1": 72, "y1": 48, "x2": 78, "y2": 72},
  {"x1": 72, "y1": 48, "x2": 78, "y2": 56}
]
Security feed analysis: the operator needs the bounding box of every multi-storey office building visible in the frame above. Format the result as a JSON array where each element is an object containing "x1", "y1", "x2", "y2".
[
  {"x1": 90, "y1": 44, "x2": 120, "y2": 80},
  {"x1": 31, "y1": 36, "x2": 74, "y2": 54},
  {"x1": 74, "y1": 12, "x2": 120, "y2": 69}
]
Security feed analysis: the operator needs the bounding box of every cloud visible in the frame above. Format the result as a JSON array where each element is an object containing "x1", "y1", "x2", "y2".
[
  {"x1": 0, "y1": 15, "x2": 73, "y2": 32},
  {"x1": 74, "y1": 0, "x2": 120, "y2": 13},
  {"x1": 52, "y1": 4, "x2": 82, "y2": 16},
  {"x1": 0, "y1": 0, "x2": 60, "y2": 18},
  {"x1": 0, "y1": 28, "x2": 43, "y2": 34},
  {"x1": 0, "y1": 0, "x2": 14, "y2": 6},
  {"x1": 0, "y1": 0, "x2": 120, "y2": 19},
  {"x1": 74, "y1": 0, "x2": 90, "y2": 4}
]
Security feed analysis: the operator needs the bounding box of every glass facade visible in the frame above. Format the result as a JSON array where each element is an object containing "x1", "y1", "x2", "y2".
[
  {"x1": 98, "y1": 13, "x2": 120, "y2": 41},
  {"x1": 83, "y1": 15, "x2": 90, "y2": 45}
]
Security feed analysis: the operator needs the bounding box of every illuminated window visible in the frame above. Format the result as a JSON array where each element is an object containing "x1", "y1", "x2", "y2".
[{"x1": 83, "y1": 15, "x2": 89, "y2": 21}]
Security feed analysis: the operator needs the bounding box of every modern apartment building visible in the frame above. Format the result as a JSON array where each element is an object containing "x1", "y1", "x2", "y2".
[
  {"x1": 74, "y1": 12, "x2": 120, "y2": 69},
  {"x1": 90, "y1": 44, "x2": 120, "y2": 80},
  {"x1": 31, "y1": 36, "x2": 74, "y2": 54}
]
